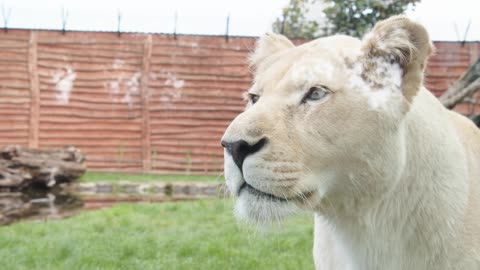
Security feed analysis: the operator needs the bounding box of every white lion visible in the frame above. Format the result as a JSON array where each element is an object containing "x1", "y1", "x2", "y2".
[{"x1": 221, "y1": 16, "x2": 480, "y2": 270}]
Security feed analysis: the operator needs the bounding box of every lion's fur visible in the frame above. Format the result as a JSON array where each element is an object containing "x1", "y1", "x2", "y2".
[{"x1": 222, "y1": 16, "x2": 480, "y2": 269}]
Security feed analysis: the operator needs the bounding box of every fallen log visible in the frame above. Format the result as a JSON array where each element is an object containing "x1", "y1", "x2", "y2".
[{"x1": 0, "y1": 145, "x2": 86, "y2": 191}]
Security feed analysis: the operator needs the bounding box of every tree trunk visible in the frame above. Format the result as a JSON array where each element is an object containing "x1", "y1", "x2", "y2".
[
  {"x1": 439, "y1": 57, "x2": 480, "y2": 109},
  {"x1": 0, "y1": 146, "x2": 86, "y2": 191}
]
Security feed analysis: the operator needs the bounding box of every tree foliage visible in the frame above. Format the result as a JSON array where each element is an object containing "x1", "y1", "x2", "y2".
[
  {"x1": 323, "y1": 0, "x2": 420, "y2": 37},
  {"x1": 273, "y1": 0, "x2": 421, "y2": 38},
  {"x1": 272, "y1": 0, "x2": 320, "y2": 39}
]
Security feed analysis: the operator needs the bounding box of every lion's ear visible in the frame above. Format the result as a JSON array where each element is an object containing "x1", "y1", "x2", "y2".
[
  {"x1": 361, "y1": 16, "x2": 434, "y2": 102},
  {"x1": 249, "y1": 33, "x2": 294, "y2": 71}
]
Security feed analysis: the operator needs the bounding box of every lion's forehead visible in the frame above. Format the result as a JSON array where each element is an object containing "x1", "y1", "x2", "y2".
[
  {"x1": 253, "y1": 55, "x2": 349, "y2": 96},
  {"x1": 252, "y1": 36, "x2": 364, "y2": 96}
]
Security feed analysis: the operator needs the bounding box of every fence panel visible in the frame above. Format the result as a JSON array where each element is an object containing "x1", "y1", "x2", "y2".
[
  {"x1": 0, "y1": 32, "x2": 30, "y2": 146},
  {"x1": 0, "y1": 29, "x2": 478, "y2": 174},
  {"x1": 147, "y1": 36, "x2": 253, "y2": 174},
  {"x1": 36, "y1": 32, "x2": 146, "y2": 172}
]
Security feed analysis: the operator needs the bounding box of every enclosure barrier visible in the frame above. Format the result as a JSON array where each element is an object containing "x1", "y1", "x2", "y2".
[{"x1": 0, "y1": 29, "x2": 478, "y2": 173}]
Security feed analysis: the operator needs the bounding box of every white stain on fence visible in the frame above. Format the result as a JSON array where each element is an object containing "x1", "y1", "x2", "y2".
[
  {"x1": 52, "y1": 66, "x2": 76, "y2": 104},
  {"x1": 160, "y1": 72, "x2": 185, "y2": 103},
  {"x1": 106, "y1": 71, "x2": 142, "y2": 109},
  {"x1": 164, "y1": 72, "x2": 184, "y2": 89},
  {"x1": 122, "y1": 72, "x2": 142, "y2": 107},
  {"x1": 191, "y1": 43, "x2": 199, "y2": 53},
  {"x1": 108, "y1": 81, "x2": 120, "y2": 94},
  {"x1": 113, "y1": 59, "x2": 125, "y2": 69}
]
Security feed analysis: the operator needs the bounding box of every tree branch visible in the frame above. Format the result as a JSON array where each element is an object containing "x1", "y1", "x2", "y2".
[
  {"x1": 439, "y1": 57, "x2": 480, "y2": 109},
  {"x1": 439, "y1": 78, "x2": 480, "y2": 109}
]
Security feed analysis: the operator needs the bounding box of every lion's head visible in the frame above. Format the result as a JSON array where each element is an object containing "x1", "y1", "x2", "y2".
[{"x1": 221, "y1": 16, "x2": 433, "y2": 224}]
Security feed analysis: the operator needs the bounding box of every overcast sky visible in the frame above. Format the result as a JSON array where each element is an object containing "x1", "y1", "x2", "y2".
[{"x1": 1, "y1": 0, "x2": 479, "y2": 41}]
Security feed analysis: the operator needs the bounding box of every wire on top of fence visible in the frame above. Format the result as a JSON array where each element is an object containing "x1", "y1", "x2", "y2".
[
  {"x1": 0, "y1": 7, "x2": 237, "y2": 42},
  {"x1": 1, "y1": 4, "x2": 11, "y2": 33}
]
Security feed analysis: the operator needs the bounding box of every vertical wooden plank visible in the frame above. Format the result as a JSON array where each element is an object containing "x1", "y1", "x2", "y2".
[
  {"x1": 141, "y1": 35, "x2": 153, "y2": 172},
  {"x1": 28, "y1": 31, "x2": 39, "y2": 148},
  {"x1": 469, "y1": 43, "x2": 479, "y2": 65}
]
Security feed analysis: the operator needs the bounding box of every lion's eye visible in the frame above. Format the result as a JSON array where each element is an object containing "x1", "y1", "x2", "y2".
[
  {"x1": 249, "y1": 93, "x2": 260, "y2": 104},
  {"x1": 303, "y1": 86, "x2": 330, "y2": 103}
]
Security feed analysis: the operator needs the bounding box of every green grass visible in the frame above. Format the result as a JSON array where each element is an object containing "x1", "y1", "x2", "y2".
[
  {"x1": 78, "y1": 172, "x2": 224, "y2": 183},
  {"x1": 0, "y1": 199, "x2": 314, "y2": 270}
]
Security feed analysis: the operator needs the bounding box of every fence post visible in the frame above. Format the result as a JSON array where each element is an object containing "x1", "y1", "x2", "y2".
[
  {"x1": 469, "y1": 43, "x2": 479, "y2": 65},
  {"x1": 225, "y1": 14, "x2": 230, "y2": 42},
  {"x1": 117, "y1": 10, "x2": 122, "y2": 37},
  {"x1": 141, "y1": 35, "x2": 153, "y2": 172},
  {"x1": 173, "y1": 11, "x2": 178, "y2": 40},
  {"x1": 28, "y1": 31, "x2": 39, "y2": 148}
]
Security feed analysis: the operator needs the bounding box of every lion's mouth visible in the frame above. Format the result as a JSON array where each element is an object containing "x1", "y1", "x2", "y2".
[
  {"x1": 239, "y1": 181, "x2": 315, "y2": 202},
  {"x1": 239, "y1": 182, "x2": 287, "y2": 202}
]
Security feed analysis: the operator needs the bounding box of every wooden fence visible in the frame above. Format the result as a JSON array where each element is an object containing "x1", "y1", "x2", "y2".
[{"x1": 0, "y1": 29, "x2": 478, "y2": 174}]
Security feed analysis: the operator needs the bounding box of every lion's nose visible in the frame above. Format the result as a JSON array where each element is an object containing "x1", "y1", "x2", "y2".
[{"x1": 221, "y1": 138, "x2": 267, "y2": 170}]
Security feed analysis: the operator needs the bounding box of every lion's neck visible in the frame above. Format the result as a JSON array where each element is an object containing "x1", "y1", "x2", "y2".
[{"x1": 316, "y1": 89, "x2": 469, "y2": 269}]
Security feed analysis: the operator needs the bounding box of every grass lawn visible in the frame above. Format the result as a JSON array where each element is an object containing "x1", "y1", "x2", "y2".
[
  {"x1": 78, "y1": 172, "x2": 224, "y2": 183},
  {"x1": 0, "y1": 199, "x2": 314, "y2": 270}
]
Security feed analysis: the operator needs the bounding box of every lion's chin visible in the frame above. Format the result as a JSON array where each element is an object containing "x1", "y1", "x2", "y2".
[{"x1": 234, "y1": 191, "x2": 300, "y2": 225}]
